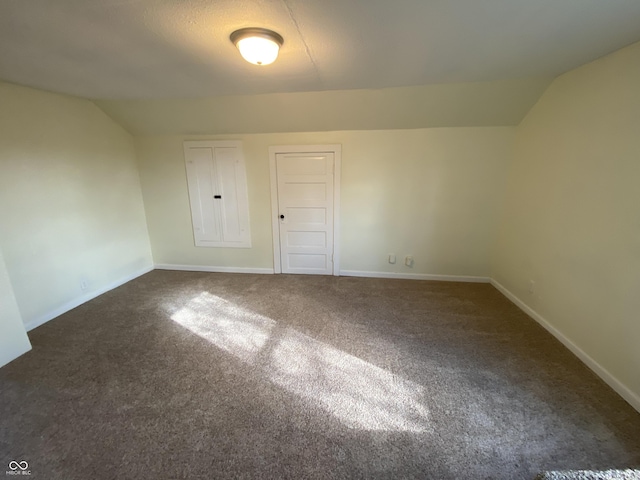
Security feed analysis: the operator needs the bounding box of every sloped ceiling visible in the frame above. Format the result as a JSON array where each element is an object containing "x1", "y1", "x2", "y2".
[
  {"x1": 1, "y1": 0, "x2": 639, "y2": 132},
  {"x1": 95, "y1": 78, "x2": 552, "y2": 135}
]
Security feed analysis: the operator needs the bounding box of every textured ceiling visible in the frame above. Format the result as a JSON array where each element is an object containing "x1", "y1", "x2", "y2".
[{"x1": 0, "y1": 0, "x2": 639, "y2": 99}]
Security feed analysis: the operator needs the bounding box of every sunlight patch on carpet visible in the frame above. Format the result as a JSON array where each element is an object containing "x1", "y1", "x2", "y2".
[
  {"x1": 268, "y1": 328, "x2": 431, "y2": 432},
  {"x1": 171, "y1": 291, "x2": 430, "y2": 432},
  {"x1": 171, "y1": 292, "x2": 275, "y2": 362}
]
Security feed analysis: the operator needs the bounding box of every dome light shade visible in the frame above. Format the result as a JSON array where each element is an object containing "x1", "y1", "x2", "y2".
[{"x1": 230, "y1": 28, "x2": 284, "y2": 65}]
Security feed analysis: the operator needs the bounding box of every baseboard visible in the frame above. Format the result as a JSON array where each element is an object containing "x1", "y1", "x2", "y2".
[
  {"x1": 24, "y1": 265, "x2": 154, "y2": 332},
  {"x1": 154, "y1": 266, "x2": 485, "y2": 281},
  {"x1": 340, "y1": 270, "x2": 490, "y2": 283},
  {"x1": 154, "y1": 264, "x2": 275, "y2": 275},
  {"x1": 490, "y1": 279, "x2": 640, "y2": 413}
]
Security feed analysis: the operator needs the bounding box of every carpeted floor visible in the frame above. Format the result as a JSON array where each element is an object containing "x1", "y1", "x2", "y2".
[
  {"x1": 1, "y1": 271, "x2": 639, "y2": 479},
  {"x1": 535, "y1": 469, "x2": 640, "y2": 480}
]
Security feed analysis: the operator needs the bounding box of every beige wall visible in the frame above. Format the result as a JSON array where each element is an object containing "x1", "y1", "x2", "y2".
[
  {"x1": 492, "y1": 42, "x2": 640, "y2": 405},
  {"x1": 0, "y1": 81, "x2": 153, "y2": 327},
  {"x1": 136, "y1": 128, "x2": 513, "y2": 276},
  {"x1": 0, "y1": 247, "x2": 31, "y2": 367}
]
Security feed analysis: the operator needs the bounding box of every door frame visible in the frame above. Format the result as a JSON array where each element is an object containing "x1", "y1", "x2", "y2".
[{"x1": 268, "y1": 145, "x2": 341, "y2": 276}]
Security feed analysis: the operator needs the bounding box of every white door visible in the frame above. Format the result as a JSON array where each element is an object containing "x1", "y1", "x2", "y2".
[{"x1": 276, "y1": 152, "x2": 334, "y2": 275}]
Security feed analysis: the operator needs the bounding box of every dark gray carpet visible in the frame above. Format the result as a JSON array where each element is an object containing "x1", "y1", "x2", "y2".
[{"x1": 1, "y1": 271, "x2": 639, "y2": 479}]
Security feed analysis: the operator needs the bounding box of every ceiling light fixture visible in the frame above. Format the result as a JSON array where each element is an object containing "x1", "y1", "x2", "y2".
[{"x1": 230, "y1": 28, "x2": 284, "y2": 66}]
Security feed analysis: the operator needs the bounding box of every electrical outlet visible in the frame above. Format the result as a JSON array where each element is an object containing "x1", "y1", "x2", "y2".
[
  {"x1": 405, "y1": 255, "x2": 414, "y2": 267},
  {"x1": 528, "y1": 280, "x2": 535, "y2": 294},
  {"x1": 80, "y1": 279, "x2": 88, "y2": 291},
  {"x1": 389, "y1": 254, "x2": 396, "y2": 264}
]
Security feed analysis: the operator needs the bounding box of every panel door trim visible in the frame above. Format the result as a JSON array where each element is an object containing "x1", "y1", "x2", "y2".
[{"x1": 269, "y1": 145, "x2": 341, "y2": 276}]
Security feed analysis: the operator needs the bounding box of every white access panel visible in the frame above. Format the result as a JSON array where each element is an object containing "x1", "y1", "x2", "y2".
[
  {"x1": 276, "y1": 152, "x2": 334, "y2": 275},
  {"x1": 184, "y1": 141, "x2": 251, "y2": 248}
]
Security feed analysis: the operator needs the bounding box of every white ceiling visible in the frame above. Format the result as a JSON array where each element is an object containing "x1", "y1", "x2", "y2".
[{"x1": 1, "y1": 0, "x2": 639, "y2": 100}]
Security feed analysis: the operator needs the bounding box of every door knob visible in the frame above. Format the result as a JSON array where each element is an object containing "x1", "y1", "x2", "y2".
[{"x1": 280, "y1": 214, "x2": 285, "y2": 219}]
